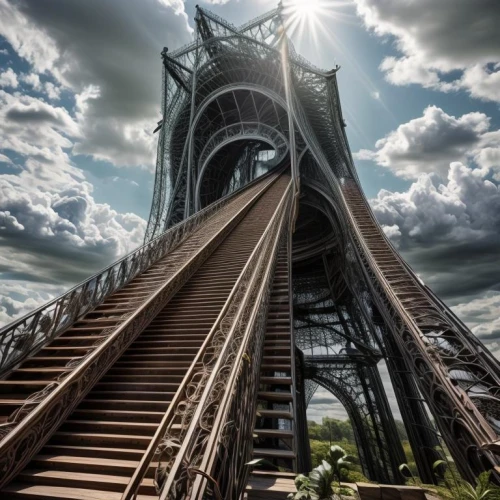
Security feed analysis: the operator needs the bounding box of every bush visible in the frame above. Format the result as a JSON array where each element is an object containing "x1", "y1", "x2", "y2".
[{"x1": 341, "y1": 469, "x2": 371, "y2": 484}]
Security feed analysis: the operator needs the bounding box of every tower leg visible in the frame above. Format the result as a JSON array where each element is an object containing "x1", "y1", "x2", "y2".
[
  {"x1": 295, "y1": 349, "x2": 312, "y2": 473},
  {"x1": 383, "y1": 332, "x2": 442, "y2": 485}
]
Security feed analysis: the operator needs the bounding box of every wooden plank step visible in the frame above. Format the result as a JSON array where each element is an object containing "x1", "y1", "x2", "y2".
[
  {"x1": 260, "y1": 377, "x2": 292, "y2": 385},
  {"x1": 254, "y1": 429, "x2": 294, "y2": 438},
  {"x1": 101, "y1": 374, "x2": 184, "y2": 384},
  {"x1": 258, "y1": 391, "x2": 293, "y2": 402},
  {"x1": 31, "y1": 455, "x2": 140, "y2": 476},
  {"x1": 257, "y1": 409, "x2": 293, "y2": 419},
  {"x1": 86, "y1": 391, "x2": 174, "y2": 401},
  {"x1": 17, "y1": 469, "x2": 156, "y2": 495},
  {"x1": 252, "y1": 449, "x2": 295, "y2": 459},
  {"x1": 61, "y1": 420, "x2": 158, "y2": 435},
  {"x1": 51, "y1": 431, "x2": 152, "y2": 449},
  {"x1": 78, "y1": 399, "x2": 171, "y2": 412},
  {"x1": 1, "y1": 483, "x2": 156, "y2": 500},
  {"x1": 41, "y1": 444, "x2": 145, "y2": 461},
  {"x1": 260, "y1": 364, "x2": 291, "y2": 371}
]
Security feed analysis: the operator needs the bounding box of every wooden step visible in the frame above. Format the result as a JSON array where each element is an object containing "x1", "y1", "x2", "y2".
[
  {"x1": 51, "y1": 431, "x2": 152, "y2": 449},
  {"x1": 16, "y1": 469, "x2": 156, "y2": 495},
  {"x1": 260, "y1": 377, "x2": 292, "y2": 386},
  {"x1": 252, "y1": 449, "x2": 296, "y2": 459},
  {"x1": 257, "y1": 409, "x2": 293, "y2": 420},
  {"x1": 2, "y1": 483, "x2": 156, "y2": 500},
  {"x1": 254, "y1": 429, "x2": 294, "y2": 439}
]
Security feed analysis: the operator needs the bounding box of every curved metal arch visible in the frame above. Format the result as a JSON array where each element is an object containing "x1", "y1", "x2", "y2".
[
  {"x1": 297, "y1": 146, "x2": 309, "y2": 169},
  {"x1": 300, "y1": 179, "x2": 349, "y2": 247},
  {"x1": 187, "y1": 83, "x2": 288, "y2": 146},
  {"x1": 195, "y1": 122, "x2": 289, "y2": 210},
  {"x1": 161, "y1": 83, "x2": 290, "y2": 229},
  {"x1": 198, "y1": 122, "x2": 289, "y2": 171},
  {"x1": 172, "y1": 84, "x2": 288, "y2": 184},
  {"x1": 306, "y1": 356, "x2": 405, "y2": 485},
  {"x1": 293, "y1": 199, "x2": 340, "y2": 262},
  {"x1": 173, "y1": 83, "x2": 289, "y2": 213},
  {"x1": 307, "y1": 374, "x2": 375, "y2": 479}
]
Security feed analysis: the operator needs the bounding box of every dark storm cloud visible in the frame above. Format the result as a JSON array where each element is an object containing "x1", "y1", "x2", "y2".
[
  {"x1": 6, "y1": 106, "x2": 63, "y2": 124},
  {"x1": 310, "y1": 396, "x2": 341, "y2": 406},
  {"x1": 13, "y1": 0, "x2": 190, "y2": 119},
  {"x1": 402, "y1": 238, "x2": 500, "y2": 302},
  {"x1": 364, "y1": 106, "x2": 500, "y2": 342}
]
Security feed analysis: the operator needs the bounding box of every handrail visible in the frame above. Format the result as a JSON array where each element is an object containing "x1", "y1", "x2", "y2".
[
  {"x1": 287, "y1": 206, "x2": 299, "y2": 472},
  {"x1": 0, "y1": 165, "x2": 280, "y2": 379},
  {"x1": 187, "y1": 179, "x2": 292, "y2": 500},
  {"x1": 339, "y1": 179, "x2": 500, "y2": 481},
  {"x1": 122, "y1": 176, "x2": 292, "y2": 499}
]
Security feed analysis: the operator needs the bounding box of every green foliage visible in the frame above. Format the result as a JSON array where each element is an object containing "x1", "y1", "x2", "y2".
[
  {"x1": 341, "y1": 469, "x2": 372, "y2": 483},
  {"x1": 406, "y1": 459, "x2": 500, "y2": 500},
  {"x1": 308, "y1": 418, "x2": 355, "y2": 443},
  {"x1": 332, "y1": 486, "x2": 356, "y2": 497},
  {"x1": 245, "y1": 457, "x2": 280, "y2": 471},
  {"x1": 309, "y1": 461, "x2": 336, "y2": 499},
  {"x1": 326, "y1": 445, "x2": 354, "y2": 486},
  {"x1": 288, "y1": 475, "x2": 314, "y2": 500},
  {"x1": 399, "y1": 463, "x2": 418, "y2": 483},
  {"x1": 451, "y1": 472, "x2": 500, "y2": 500},
  {"x1": 310, "y1": 440, "x2": 335, "y2": 469},
  {"x1": 289, "y1": 445, "x2": 358, "y2": 500}
]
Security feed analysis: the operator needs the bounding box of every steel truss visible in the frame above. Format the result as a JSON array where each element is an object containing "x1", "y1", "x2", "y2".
[
  {"x1": 305, "y1": 354, "x2": 405, "y2": 484},
  {"x1": 144, "y1": 2, "x2": 500, "y2": 487}
]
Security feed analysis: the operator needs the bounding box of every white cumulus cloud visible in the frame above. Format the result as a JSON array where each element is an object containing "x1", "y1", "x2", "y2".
[
  {"x1": 353, "y1": 0, "x2": 500, "y2": 102},
  {"x1": 0, "y1": 67, "x2": 18, "y2": 88},
  {"x1": 355, "y1": 106, "x2": 500, "y2": 180}
]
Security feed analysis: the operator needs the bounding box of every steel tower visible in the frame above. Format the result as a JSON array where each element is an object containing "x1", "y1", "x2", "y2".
[
  {"x1": 145, "y1": 3, "x2": 500, "y2": 485},
  {"x1": 0, "y1": 4, "x2": 500, "y2": 499}
]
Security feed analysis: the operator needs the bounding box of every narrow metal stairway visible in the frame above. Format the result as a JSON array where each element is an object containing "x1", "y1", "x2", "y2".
[
  {"x1": 0, "y1": 173, "x2": 292, "y2": 499},
  {"x1": 253, "y1": 245, "x2": 296, "y2": 471}
]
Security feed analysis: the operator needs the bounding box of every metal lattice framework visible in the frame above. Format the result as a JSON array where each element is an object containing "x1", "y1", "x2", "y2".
[
  {"x1": 304, "y1": 354, "x2": 405, "y2": 484},
  {"x1": 144, "y1": 2, "x2": 500, "y2": 488}
]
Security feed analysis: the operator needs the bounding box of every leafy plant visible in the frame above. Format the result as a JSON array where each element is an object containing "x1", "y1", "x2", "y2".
[
  {"x1": 399, "y1": 462, "x2": 420, "y2": 486},
  {"x1": 288, "y1": 462, "x2": 336, "y2": 500},
  {"x1": 289, "y1": 452, "x2": 358, "y2": 500},
  {"x1": 309, "y1": 461, "x2": 336, "y2": 499},
  {"x1": 325, "y1": 445, "x2": 354, "y2": 486},
  {"x1": 245, "y1": 458, "x2": 280, "y2": 471},
  {"x1": 453, "y1": 471, "x2": 500, "y2": 500},
  {"x1": 288, "y1": 474, "x2": 314, "y2": 500}
]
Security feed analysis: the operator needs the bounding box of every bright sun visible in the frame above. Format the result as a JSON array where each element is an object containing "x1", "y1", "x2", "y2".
[
  {"x1": 282, "y1": 0, "x2": 332, "y2": 44},
  {"x1": 282, "y1": 0, "x2": 351, "y2": 49},
  {"x1": 287, "y1": 0, "x2": 321, "y2": 17}
]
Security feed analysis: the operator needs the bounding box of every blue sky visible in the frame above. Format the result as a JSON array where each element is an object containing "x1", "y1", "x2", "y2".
[{"x1": 0, "y1": 0, "x2": 499, "y2": 422}]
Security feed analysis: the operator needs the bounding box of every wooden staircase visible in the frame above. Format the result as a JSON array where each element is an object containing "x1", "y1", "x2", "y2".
[
  {"x1": 0, "y1": 174, "x2": 292, "y2": 499},
  {"x1": 253, "y1": 246, "x2": 296, "y2": 471}
]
